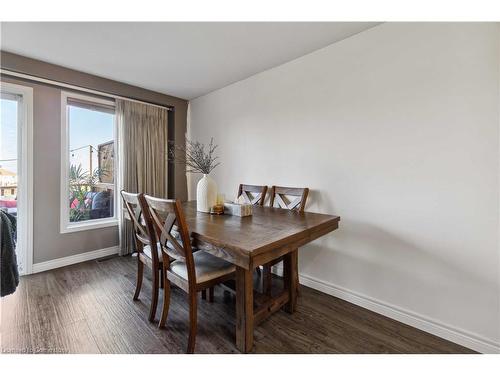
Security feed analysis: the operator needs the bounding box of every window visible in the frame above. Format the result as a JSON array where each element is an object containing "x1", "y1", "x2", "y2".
[
  {"x1": 1, "y1": 82, "x2": 33, "y2": 274},
  {"x1": 60, "y1": 92, "x2": 118, "y2": 233},
  {"x1": 0, "y1": 94, "x2": 18, "y2": 204}
]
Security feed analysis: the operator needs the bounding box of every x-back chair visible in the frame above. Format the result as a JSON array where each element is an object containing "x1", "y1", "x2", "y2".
[
  {"x1": 263, "y1": 186, "x2": 309, "y2": 295},
  {"x1": 143, "y1": 195, "x2": 236, "y2": 353},
  {"x1": 121, "y1": 191, "x2": 162, "y2": 322},
  {"x1": 237, "y1": 183, "x2": 268, "y2": 277},
  {"x1": 237, "y1": 184, "x2": 268, "y2": 206},
  {"x1": 269, "y1": 186, "x2": 309, "y2": 212}
]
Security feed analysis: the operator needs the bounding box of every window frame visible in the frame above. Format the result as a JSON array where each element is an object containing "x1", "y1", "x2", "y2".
[{"x1": 60, "y1": 91, "x2": 118, "y2": 234}]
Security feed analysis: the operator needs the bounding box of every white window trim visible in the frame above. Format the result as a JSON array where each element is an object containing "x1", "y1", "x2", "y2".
[
  {"x1": 1, "y1": 81, "x2": 34, "y2": 275},
  {"x1": 60, "y1": 91, "x2": 119, "y2": 234}
]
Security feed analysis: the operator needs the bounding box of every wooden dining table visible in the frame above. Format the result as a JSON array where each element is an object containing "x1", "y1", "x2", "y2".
[{"x1": 181, "y1": 201, "x2": 340, "y2": 353}]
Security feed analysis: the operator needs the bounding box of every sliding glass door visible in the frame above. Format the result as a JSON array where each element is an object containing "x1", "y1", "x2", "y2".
[{"x1": 0, "y1": 82, "x2": 33, "y2": 275}]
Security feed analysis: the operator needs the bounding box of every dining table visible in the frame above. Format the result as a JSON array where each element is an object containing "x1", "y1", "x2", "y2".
[{"x1": 181, "y1": 201, "x2": 340, "y2": 353}]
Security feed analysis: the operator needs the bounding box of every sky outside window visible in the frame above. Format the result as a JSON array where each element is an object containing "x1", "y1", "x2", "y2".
[
  {"x1": 68, "y1": 105, "x2": 114, "y2": 173},
  {"x1": 0, "y1": 98, "x2": 18, "y2": 174}
]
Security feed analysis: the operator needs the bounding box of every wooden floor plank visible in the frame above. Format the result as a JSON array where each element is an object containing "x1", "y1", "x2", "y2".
[
  {"x1": 1, "y1": 279, "x2": 32, "y2": 353},
  {"x1": 1, "y1": 256, "x2": 475, "y2": 354},
  {"x1": 23, "y1": 272, "x2": 100, "y2": 354}
]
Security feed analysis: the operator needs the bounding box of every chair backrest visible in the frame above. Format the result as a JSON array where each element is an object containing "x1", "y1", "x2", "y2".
[
  {"x1": 143, "y1": 195, "x2": 196, "y2": 281},
  {"x1": 120, "y1": 191, "x2": 158, "y2": 263},
  {"x1": 269, "y1": 186, "x2": 309, "y2": 212},
  {"x1": 237, "y1": 184, "x2": 268, "y2": 206}
]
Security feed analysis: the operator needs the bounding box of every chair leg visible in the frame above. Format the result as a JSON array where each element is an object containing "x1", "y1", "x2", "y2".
[
  {"x1": 133, "y1": 259, "x2": 144, "y2": 301},
  {"x1": 160, "y1": 267, "x2": 164, "y2": 289},
  {"x1": 187, "y1": 292, "x2": 198, "y2": 354},
  {"x1": 263, "y1": 264, "x2": 272, "y2": 296},
  {"x1": 158, "y1": 278, "x2": 171, "y2": 329},
  {"x1": 149, "y1": 267, "x2": 159, "y2": 322},
  {"x1": 201, "y1": 289, "x2": 207, "y2": 300},
  {"x1": 208, "y1": 287, "x2": 214, "y2": 302}
]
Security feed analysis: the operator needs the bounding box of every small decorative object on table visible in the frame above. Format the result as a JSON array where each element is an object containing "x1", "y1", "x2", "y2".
[
  {"x1": 211, "y1": 194, "x2": 225, "y2": 215},
  {"x1": 169, "y1": 138, "x2": 220, "y2": 213},
  {"x1": 224, "y1": 196, "x2": 253, "y2": 217}
]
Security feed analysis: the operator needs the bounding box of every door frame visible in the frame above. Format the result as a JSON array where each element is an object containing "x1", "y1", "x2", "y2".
[{"x1": 1, "y1": 81, "x2": 34, "y2": 275}]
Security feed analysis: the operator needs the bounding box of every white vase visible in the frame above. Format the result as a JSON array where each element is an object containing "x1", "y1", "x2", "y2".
[{"x1": 196, "y1": 174, "x2": 217, "y2": 213}]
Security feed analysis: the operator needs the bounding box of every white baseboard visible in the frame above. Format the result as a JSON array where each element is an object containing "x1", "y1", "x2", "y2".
[
  {"x1": 32, "y1": 246, "x2": 119, "y2": 274},
  {"x1": 273, "y1": 265, "x2": 500, "y2": 354}
]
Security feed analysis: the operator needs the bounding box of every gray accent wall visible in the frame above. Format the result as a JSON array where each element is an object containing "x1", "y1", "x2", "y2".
[{"x1": 1, "y1": 52, "x2": 188, "y2": 263}]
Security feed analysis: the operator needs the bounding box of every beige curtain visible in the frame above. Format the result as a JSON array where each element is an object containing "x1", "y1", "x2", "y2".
[{"x1": 117, "y1": 99, "x2": 168, "y2": 255}]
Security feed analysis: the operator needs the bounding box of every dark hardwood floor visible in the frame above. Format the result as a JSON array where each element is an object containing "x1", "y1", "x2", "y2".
[{"x1": 0, "y1": 255, "x2": 475, "y2": 354}]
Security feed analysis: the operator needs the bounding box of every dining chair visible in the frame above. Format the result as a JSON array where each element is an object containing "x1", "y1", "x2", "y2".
[
  {"x1": 143, "y1": 195, "x2": 236, "y2": 353},
  {"x1": 237, "y1": 184, "x2": 268, "y2": 278},
  {"x1": 269, "y1": 186, "x2": 309, "y2": 212},
  {"x1": 237, "y1": 184, "x2": 268, "y2": 206},
  {"x1": 263, "y1": 186, "x2": 309, "y2": 295},
  {"x1": 121, "y1": 191, "x2": 162, "y2": 322}
]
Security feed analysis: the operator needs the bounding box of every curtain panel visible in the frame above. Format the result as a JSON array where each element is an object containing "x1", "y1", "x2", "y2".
[{"x1": 117, "y1": 99, "x2": 168, "y2": 256}]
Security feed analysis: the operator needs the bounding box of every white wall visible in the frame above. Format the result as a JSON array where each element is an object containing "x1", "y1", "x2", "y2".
[{"x1": 188, "y1": 23, "x2": 500, "y2": 353}]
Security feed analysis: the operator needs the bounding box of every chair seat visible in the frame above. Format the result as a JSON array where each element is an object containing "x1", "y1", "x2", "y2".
[
  {"x1": 169, "y1": 251, "x2": 235, "y2": 284},
  {"x1": 143, "y1": 243, "x2": 162, "y2": 261},
  {"x1": 143, "y1": 240, "x2": 182, "y2": 261}
]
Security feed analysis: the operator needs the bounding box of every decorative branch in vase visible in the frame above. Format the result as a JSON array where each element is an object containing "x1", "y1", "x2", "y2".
[{"x1": 169, "y1": 138, "x2": 220, "y2": 213}]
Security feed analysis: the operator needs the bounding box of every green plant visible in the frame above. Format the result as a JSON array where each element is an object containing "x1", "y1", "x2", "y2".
[{"x1": 68, "y1": 164, "x2": 108, "y2": 222}]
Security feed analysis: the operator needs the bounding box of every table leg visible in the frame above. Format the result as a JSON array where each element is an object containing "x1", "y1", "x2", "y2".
[
  {"x1": 235, "y1": 266, "x2": 254, "y2": 353},
  {"x1": 283, "y1": 249, "x2": 298, "y2": 313}
]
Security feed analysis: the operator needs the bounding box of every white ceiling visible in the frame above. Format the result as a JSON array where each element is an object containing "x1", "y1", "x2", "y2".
[{"x1": 0, "y1": 22, "x2": 378, "y2": 100}]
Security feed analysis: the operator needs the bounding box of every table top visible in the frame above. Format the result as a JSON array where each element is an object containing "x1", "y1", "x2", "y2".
[{"x1": 182, "y1": 201, "x2": 340, "y2": 258}]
